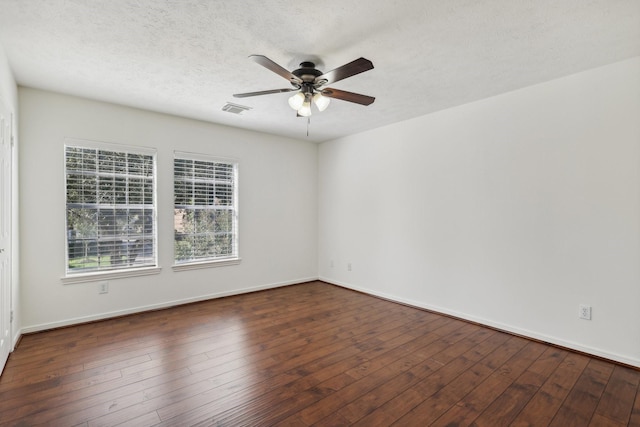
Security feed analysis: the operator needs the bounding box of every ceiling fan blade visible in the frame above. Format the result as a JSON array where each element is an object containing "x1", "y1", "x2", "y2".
[
  {"x1": 233, "y1": 88, "x2": 297, "y2": 98},
  {"x1": 249, "y1": 55, "x2": 303, "y2": 84},
  {"x1": 315, "y1": 57, "x2": 374, "y2": 85},
  {"x1": 321, "y1": 88, "x2": 375, "y2": 106}
]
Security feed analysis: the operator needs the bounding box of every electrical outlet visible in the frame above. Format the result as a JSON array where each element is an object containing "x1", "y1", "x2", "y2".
[
  {"x1": 99, "y1": 281, "x2": 109, "y2": 294},
  {"x1": 347, "y1": 262, "x2": 352, "y2": 271},
  {"x1": 579, "y1": 304, "x2": 591, "y2": 320},
  {"x1": 330, "y1": 259, "x2": 334, "y2": 268}
]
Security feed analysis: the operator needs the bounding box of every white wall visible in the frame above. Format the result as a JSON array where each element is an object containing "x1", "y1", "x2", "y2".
[
  {"x1": 0, "y1": 45, "x2": 17, "y2": 109},
  {"x1": 0, "y1": 43, "x2": 20, "y2": 349},
  {"x1": 19, "y1": 88, "x2": 318, "y2": 331},
  {"x1": 318, "y1": 57, "x2": 640, "y2": 367}
]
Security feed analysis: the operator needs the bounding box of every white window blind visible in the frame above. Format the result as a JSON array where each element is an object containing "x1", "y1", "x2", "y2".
[
  {"x1": 174, "y1": 153, "x2": 238, "y2": 265},
  {"x1": 65, "y1": 142, "x2": 157, "y2": 274}
]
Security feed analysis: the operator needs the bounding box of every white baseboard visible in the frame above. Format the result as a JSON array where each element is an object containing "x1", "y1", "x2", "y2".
[
  {"x1": 12, "y1": 329, "x2": 21, "y2": 351},
  {"x1": 20, "y1": 276, "x2": 319, "y2": 334},
  {"x1": 319, "y1": 276, "x2": 640, "y2": 368}
]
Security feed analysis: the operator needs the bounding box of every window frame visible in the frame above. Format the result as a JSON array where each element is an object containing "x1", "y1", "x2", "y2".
[
  {"x1": 62, "y1": 138, "x2": 160, "y2": 283},
  {"x1": 172, "y1": 151, "x2": 240, "y2": 271}
]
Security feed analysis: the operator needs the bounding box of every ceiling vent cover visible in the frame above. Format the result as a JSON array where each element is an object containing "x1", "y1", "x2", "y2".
[{"x1": 222, "y1": 102, "x2": 252, "y2": 114}]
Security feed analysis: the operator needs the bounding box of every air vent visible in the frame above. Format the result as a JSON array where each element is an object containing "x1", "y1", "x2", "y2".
[{"x1": 222, "y1": 102, "x2": 252, "y2": 115}]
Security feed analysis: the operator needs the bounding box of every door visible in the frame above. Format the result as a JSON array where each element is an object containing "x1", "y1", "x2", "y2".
[{"x1": 0, "y1": 102, "x2": 12, "y2": 374}]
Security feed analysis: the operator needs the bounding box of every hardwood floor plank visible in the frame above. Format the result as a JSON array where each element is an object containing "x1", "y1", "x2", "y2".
[
  {"x1": 507, "y1": 349, "x2": 579, "y2": 427},
  {"x1": 292, "y1": 323, "x2": 481, "y2": 426},
  {"x1": 588, "y1": 413, "x2": 628, "y2": 427},
  {"x1": 0, "y1": 281, "x2": 637, "y2": 426},
  {"x1": 329, "y1": 331, "x2": 488, "y2": 424},
  {"x1": 466, "y1": 341, "x2": 549, "y2": 426},
  {"x1": 630, "y1": 384, "x2": 640, "y2": 426},
  {"x1": 392, "y1": 338, "x2": 542, "y2": 426},
  {"x1": 592, "y1": 365, "x2": 640, "y2": 425},
  {"x1": 352, "y1": 332, "x2": 521, "y2": 426},
  {"x1": 427, "y1": 337, "x2": 543, "y2": 427},
  {"x1": 549, "y1": 359, "x2": 615, "y2": 427},
  {"x1": 0, "y1": 368, "x2": 124, "y2": 418},
  {"x1": 113, "y1": 411, "x2": 162, "y2": 427},
  {"x1": 5, "y1": 367, "x2": 192, "y2": 425}
]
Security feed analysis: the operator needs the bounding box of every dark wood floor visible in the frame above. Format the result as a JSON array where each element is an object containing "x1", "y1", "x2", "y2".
[{"x1": 1, "y1": 281, "x2": 639, "y2": 426}]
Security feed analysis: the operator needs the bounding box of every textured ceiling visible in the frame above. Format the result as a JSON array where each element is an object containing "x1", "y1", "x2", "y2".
[{"x1": 0, "y1": 0, "x2": 638, "y2": 142}]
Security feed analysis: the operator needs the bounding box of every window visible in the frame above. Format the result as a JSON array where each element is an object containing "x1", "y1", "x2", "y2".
[
  {"x1": 173, "y1": 152, "x2": 238, "y2": 266},
  {"x1": 65, "y1": 141, "x2": 157, "y2": 276}
]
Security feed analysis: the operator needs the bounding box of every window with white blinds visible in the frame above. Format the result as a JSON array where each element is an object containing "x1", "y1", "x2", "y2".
[
  {"x1": 65, "y1": 142, "x2": 157, "y2": 275},
  {"x1": 174, "y1": 153, "x2": 238, "y2": 265}
]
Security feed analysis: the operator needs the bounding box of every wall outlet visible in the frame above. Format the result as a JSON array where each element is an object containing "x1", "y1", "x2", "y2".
[
  {"x1": 99, "y1": 281, "x2": 109, "y2": 294},
  {"x1": 579, "y1": 304, "x2": 591, "y2": 320},
  {"x1": 330, "y1": 259, "x2": 334, "y2": 268},
  {"x1": 347, "y1": 262, "x2": 352, "y2": 271}
]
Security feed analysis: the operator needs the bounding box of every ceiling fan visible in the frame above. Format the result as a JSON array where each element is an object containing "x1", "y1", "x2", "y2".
[{"x1": 233, "y1": 55, "x2": 375, "y2": 117}]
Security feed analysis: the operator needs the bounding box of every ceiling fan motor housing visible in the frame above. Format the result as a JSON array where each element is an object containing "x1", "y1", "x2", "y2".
[{"x1": 292, "y1": 62, "x2": 323, "y2": 85}]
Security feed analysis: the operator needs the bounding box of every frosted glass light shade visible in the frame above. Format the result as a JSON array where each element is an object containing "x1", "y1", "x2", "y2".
[
  {"x1": 298, "y1": 101, "x2": 312, "y2": 117},
  {"x1": 288, "y1": 92, "x2": 305, "y2": 110},
  {"x1": 313, "y1": 93, "x2": 330, "y2": 111}
]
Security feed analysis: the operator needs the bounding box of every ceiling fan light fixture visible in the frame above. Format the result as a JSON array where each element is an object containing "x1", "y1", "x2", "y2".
[
  {"x1": 298, "y1": 99, "x2": 312, "y2": 117},
  {"x1": 288, "y1": 92, "x2": 305, "y2": 110},
  {"x1": 313, "y1": 93, "x2": 330, "y2": 111}
]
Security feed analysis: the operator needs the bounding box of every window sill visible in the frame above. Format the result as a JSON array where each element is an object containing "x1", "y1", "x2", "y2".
[
  {"x1": 62, "y1": 266, "x2": 162, "y2": 284},
  {"x1": 172, "y1": 258, "x2": 241, "y2": 272}
]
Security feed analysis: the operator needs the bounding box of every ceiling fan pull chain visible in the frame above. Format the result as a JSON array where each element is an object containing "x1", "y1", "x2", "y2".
[{"x1": 307, "y1": 117, "x2": 310, "y2": 137}]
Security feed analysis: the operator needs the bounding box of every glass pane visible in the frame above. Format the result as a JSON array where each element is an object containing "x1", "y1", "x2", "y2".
[
  {"x1": 114, "y1": 177, "x2": 127, "y2": 204},
  {"x1": 98, "y1": 150, "x2": 116, "y2": 173},
  {"x1": 174, "y1": 180, "x2": 189, "y2": 205},
  {"x1": 81, "y1": 148, "x2": 97, "y2": 171},
  {"x1": 215, "y1": 233, "x2": 233, "y2": 256},
  {"x1": 67, "y1": 207, "x2": 99, "y2": 270},
  {"x1": 215, "y1": 163, "x2": 233, "y2": 181},
  {"x1": 141, "y1": 155, "x2": 154, "y2": 177},
  {"x1": 194, "y1": 160, "x2": 211, "y2": 179},
  {"x1": 215, "y1": 184, "x2": 232, "y2": 206},
  {"x1": 98, "y1": 175, "x2": 114, "y2": 204},
  {"x1": 193, "y1": 234, "x2": 211, "y2": 259},
  {"x1": 66, "y1": 147, "x2": 82, "y2": 171},
  {"x1": 129, "y1": 178, "x2": 143, "y2": 204},
  {"x1": 214, "y1": 209, "x2": 231, "y2": 233},
  {"x1": 175, "y1": 233, "x2": 194, "y2": 261},
  {"x1": 174, "y1": 158, "x2": 192, "y2": 178},
  {"x1": 193, "y1": 182, "x2": 208, "y2": 206},
  {"x1": 66, "y1": 173, "x2": 83, "y2": 203},
  {"x1": 114, "y1": 151, "x2": 127, "y2": 173},
  {"x1": 127, "y1": 154, "x2": 143, "y2": 176},
  {"x1": 139, "y1": 208, "x2": 154, "y2": 235},
  {"x1": 81, "y1": 175, "x2": 97, "y2": 204},
  {"x1": 143, "y1": 179, "x2": 153, "y2": 204},
  {"x1": 178, "y1": 208, "x2": 195, "y2": 234}
]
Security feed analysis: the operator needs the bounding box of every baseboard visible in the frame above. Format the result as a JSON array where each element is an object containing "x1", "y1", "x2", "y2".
[
  {"x1": 20, "y1": 276, "x2": 319, "y2": 334},
  {"x1": 319, "y1": 276, "x2": 640, "y2": 369},
  {"x1": 12, "y1": 329, "x2": 21, "y2": 351}
]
